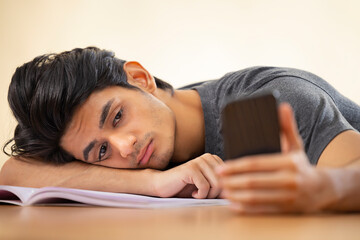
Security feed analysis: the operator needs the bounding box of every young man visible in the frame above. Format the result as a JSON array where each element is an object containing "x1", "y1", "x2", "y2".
[{"x1": 1, "y1": 47, "x2": 360, "y2": 213}]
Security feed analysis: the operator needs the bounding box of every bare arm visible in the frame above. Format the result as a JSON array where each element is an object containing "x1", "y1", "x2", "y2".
[
  {"x1": 0, "y1": 157, "x2": 157, "y2": 195},
  {"x1": 0, "y1": 154, "x2": 224, "y2": 199},
  {"x1": 317, "y1": 130, "x2": 360, "y2": 212},
  {"x1": 322, "y1": 162, "x2": 360, "y2": 212}
]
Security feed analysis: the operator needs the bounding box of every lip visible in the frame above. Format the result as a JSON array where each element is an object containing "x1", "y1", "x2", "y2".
[{"x1": 137, "y1": 140, "x2": 154, "y2": 166}]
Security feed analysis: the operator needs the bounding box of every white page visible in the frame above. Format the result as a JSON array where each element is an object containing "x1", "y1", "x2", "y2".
[
  {"x1": 1, "y1": 185, "x2": 229, "y2": 208},
  {"x1": 0, "y1": 185, "x2": 37, "y2": 203}
]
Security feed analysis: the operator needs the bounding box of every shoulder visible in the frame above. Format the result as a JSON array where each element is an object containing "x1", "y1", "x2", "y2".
[
  {"x1": 189, "y1": 66, "x2": 324, "y2": 93},
  {"x1": 191, "y1": 66, "x2": 327, "y2": 106},
  {"x1": 261, "y1": 75, "x2": 356, "y2": 164},
  {"x1": 0, "y1": 157, "x2": 21, "y2": 185}
]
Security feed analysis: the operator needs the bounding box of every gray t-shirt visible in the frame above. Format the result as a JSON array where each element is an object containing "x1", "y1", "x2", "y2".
[{"x1": 185, "y1": 66, "x2": 360, "y2": 165}]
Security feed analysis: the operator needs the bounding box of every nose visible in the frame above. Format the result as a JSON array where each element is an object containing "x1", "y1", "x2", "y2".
[{"x1": 108, "y1": 133, "x2": 137, "y2": 158}]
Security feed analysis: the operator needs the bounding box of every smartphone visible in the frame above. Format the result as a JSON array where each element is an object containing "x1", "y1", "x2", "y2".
[{"x1": 221, "y1": 91, "x2": 281, "y2": 160}]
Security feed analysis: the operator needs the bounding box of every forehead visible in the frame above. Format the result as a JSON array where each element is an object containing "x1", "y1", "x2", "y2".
[
  {"x1": 88, "y1": 86, "x2": 130, "y2": 103},
  {"x1": 76, "y1": 86, "x2": 141, "y2": 114},
  {"x1": 71, "y1": 85, "x2": 140, "y2": 126}
]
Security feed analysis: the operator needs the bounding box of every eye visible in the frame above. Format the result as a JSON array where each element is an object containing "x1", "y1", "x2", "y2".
[
  {"x1": 98, "y1": 142, "x2": 108, "y2": 161},
  {"x1": 113, "y1": 109, "x2": 123, "y2": 127}
]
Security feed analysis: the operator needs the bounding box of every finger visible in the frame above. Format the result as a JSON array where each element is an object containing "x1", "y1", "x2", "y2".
[
  {"x1": 174, "y1": 184, "x2": 198, "y2": 198},
  {"x1": 229, "y1": 202, "x2": 304, "y2": 214},
  {"x1": 199, "y1": 161, "x2": 219, "y2": 188},
  {"x1": 220, "y1": 171, "x2": 297, "y2": 190},
  {"x1": 278, "y1": 103, "x2": 303, "y2": 151},
  {"x1": 229, "y1": 203, "x2": 283, "y2": 214},
  {"x1": 224, "y1": 189, "x2": 296, "y2": 205},
  {"x1": 217, "y1": 153, "x2": 296, "y2": 175},
  {"x1": 219, "y1": 189, "x2": 227, "y2": 199},
  {"x1": 190, "y1": 170, "x2": 210, "y2": 199},
  {"x1": 212, "y1": 155, "x2": 225, "y2": 165},
  {"x1": 198, "y1": 159, "x2": 222, "y2": 197},
  {"x1": 201, "y1": 154, "x2": 223, "y2": 169},
  {"x1": 207, "y1": 186, "x2": 222, "y2": 199},
  {"x1": 198, "y1": 155, "x2": 223, "y2": 198},
  {"x1": 280, "y1": 132, "x2": 290, "y2": 153}
]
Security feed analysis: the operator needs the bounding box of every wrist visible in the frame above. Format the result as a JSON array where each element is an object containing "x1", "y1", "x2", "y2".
[
  {"x1": 316, "y1": 168, "x2": 343, "y2": 211},
  {"x1": 150, "y1": 168, "x2": 174, "y2": 198},
  {"x1": 142, "y1": 168, "x2": 162, "y2": 197},
  {"x1": 320, "y1": 167, "x2": 360, "y2": 212},
  {"x1": 150, "y1": 167, "x2": 182, "y2": 198}
]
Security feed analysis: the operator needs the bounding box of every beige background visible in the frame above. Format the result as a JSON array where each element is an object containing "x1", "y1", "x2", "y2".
[{"x1": 0, "y1": 0, "x2": 359, "y2": 168}]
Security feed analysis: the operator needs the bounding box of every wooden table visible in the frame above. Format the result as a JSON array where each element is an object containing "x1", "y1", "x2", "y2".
[{"x1": 1, "y1": 205, "x2": 360, "y2": 240}]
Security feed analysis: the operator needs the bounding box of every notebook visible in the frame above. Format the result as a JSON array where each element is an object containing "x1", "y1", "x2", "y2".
[{"x1": 0, "y1": 185, "x2": 229, "y2": 208}]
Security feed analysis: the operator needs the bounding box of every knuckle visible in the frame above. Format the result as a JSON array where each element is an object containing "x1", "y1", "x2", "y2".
[
  {"x1": 188, "y1": 161, "x2": 199, "y2": 170},
  {"x1": 196, "y1": 157, "x2": 206, "y2": 164},
  {"x1": 213, "y1": 154, "x2": 224, "y2": 162}
]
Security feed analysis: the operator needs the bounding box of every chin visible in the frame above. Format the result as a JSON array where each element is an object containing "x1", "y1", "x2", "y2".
[{"x1": 153, "y1": 152, "x2": 172, "y2": 170}]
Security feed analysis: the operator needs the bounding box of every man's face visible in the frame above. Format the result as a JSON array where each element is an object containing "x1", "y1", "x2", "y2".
[{"x1": 60, "y1": 86, "x2": 176, "y2": 170}]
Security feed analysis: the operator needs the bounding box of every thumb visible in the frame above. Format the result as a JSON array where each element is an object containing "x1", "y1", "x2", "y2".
[{"x1": 279, "y1": 103, "x2": 303, "y2": 151}]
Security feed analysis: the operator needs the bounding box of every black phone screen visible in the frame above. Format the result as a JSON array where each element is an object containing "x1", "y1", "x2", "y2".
[{"x1": 221, "y1": 92, "x2": 281, "y2": 160}]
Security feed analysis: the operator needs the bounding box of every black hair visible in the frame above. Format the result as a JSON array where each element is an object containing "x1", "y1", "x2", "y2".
[{"x1": 3, "y1": 46, "x2": 173, "y2": 164}]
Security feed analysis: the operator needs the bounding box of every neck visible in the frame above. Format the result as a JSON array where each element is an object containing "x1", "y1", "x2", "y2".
[{"x1": 155, "y1": 88, "x2": 205, "y2": 163}]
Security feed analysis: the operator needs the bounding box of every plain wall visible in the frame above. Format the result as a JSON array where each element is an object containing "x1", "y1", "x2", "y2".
[{"x1": 1, "y1": 0, "x2": 359, "y2": 168}]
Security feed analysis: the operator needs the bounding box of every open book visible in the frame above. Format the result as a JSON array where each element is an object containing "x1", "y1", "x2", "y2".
[{"x1": 0, "y1": 185, "x2": 229, "y2": 208}]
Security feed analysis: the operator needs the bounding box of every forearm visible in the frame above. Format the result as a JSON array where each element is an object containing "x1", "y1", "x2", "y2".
[
  {"x1": 0, "y1": 157, "x2": 158, "y2": 196},
  {"x1": 322, "y1": 160, "x2": 360, "y2": 212}
]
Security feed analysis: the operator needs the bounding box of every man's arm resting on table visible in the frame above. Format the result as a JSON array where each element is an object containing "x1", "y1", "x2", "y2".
[
  {"x1": 0, "y1": 157, "x2": 157, "y2": 196},
  {"x1": 0, "y1": 153, "x2": 223, "y2": 198}
]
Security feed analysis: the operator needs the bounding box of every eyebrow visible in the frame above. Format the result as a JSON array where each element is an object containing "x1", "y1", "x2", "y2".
[
  {"x1": 99, "y1": 98, "x2": 115, "y2": 129},
  {"x1": 83, "y1": 140, "x2": 97, "y2": 161},
  {"x1": 82, "y1": 98, "x2": 115, "y2": 162}
]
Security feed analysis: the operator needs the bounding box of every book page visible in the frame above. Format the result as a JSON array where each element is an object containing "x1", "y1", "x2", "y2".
[
  {"x1": 0, "y1": 185, "x2": 38, "y2": 205},
  {"x1": 29, "y1": 187, "x2": 229, "y2": 208},
  {"x1": 1, "y1": 185, "x2": 229, "y2": 208}
]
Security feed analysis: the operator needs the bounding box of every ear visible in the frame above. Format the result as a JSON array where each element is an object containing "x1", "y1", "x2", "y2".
[{"x1": 123, "y1": 61, "x2": 157, "y2": 93}]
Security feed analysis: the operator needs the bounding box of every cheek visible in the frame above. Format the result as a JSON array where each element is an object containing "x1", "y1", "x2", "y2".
[
  {"x1": 150, "y1": 102, "x2": 174, "y2": 128},
  {"x1": 164, "y1": 107, "x2": 176, "y2": 132},
  {"x1": 140, "y1": 95, "x2": 170, "y2": 125},
  {"x1": 95, "y1": 157, "x2": 128, "y2": 168}
]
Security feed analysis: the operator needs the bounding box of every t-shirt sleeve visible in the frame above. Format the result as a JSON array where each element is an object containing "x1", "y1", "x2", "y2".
[{"x1": 254, "y1": 76, "x2": 355, "y2": 165}]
